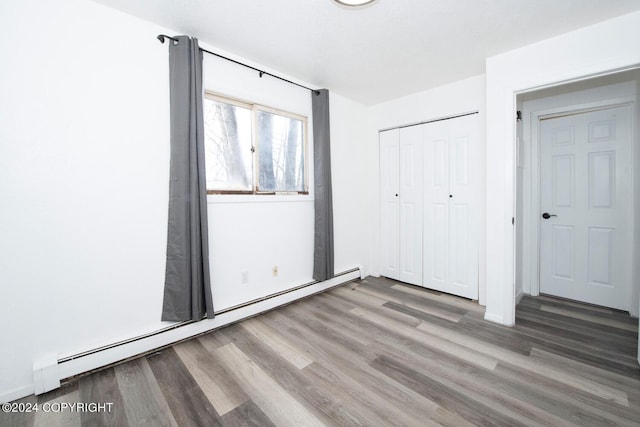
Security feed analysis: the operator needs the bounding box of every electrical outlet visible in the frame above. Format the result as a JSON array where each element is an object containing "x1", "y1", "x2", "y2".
[
  {"x1": 241, "y1": 271, "x2": 249, "y2": 284},
  {"x1": 272, "y1": 266, "x2": 278, "y2": 276}
]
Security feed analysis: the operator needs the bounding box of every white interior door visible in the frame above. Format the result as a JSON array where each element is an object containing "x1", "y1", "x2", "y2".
[
  {"x1": 539, "y1": 105, "x2": 632, "y2": 310},
  {"x1": 423, "y1": 114, "x2": 480, "y2": 300},
  {"x1": 380, "y1": 129, "x2": 400, "y2": 280},
  {"x1": 399, "y1": 125, "x2": 423, "y2": 285}
]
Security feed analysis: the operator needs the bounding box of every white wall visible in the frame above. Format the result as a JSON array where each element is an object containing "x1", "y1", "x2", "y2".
[
  {"x1": 0, "y1": 0, "x2": 368, "y2": 402},
  {"x1": 331, "y1": 93, "x2": 371, "y2": 276},
  {"x1": 485, "y1": 10, "x2": 640, "y2": 325},
  {"x1": 0, "y1": 0, "x2": 170, "y2": 402},
  {"x1": 367, "y1": 75, "x2": 487, "y2": 304}
]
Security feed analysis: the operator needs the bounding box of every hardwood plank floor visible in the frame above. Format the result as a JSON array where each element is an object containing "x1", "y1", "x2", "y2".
[{"x1": 2, "y1": 276, "x2": 639, "y2": 426}]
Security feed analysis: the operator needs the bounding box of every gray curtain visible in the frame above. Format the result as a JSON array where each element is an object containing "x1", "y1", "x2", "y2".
[
  {"x1": 161, "y1": 36, "x2": 214, "y2": 321},
  {"x1": 312, "y1": 89, "x2": 335, "y2": 281}
]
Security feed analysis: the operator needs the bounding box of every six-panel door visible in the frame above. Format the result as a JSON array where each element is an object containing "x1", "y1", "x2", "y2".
[{"x1": 539, "y1": 105, "x2": 632, "y2": 310}]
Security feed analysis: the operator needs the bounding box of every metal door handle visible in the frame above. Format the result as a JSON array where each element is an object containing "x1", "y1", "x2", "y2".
[{"x1": 542, "y1": 212, "x2": 557, "y2": 219}]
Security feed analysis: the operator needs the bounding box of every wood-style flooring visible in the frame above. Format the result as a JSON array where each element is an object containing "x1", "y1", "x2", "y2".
[{"x1": 3, "y1": 276, "x2": 639, "y2": 426}]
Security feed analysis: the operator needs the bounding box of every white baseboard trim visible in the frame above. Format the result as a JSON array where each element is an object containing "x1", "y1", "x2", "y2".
[
  {"x1": 31, "y1": 269, "x2": 360, "y2": 399},
  {"x1": 484, "y1": 311, "x2": 514, "y2": 327},
  {"x1": 515, "y1": 290, "x2": 524, "y2": 305}
]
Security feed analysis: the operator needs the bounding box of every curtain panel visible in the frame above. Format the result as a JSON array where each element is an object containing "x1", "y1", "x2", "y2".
[
  {"x1": 161, "y1": 36, "x2": 214, "y2": 322},
  {"x1": 312, "y1": 89, "x2": 335, "y2": 281}
]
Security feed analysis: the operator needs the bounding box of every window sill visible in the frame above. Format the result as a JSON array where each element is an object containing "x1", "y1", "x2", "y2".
[{"x1": 207, "y1": 194, "x2": 314, "y2": 204}]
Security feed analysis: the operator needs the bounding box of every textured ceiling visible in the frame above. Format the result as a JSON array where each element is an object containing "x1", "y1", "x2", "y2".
[{"x1": 92, "y1": 0, "x2": 640, "y2": 105}]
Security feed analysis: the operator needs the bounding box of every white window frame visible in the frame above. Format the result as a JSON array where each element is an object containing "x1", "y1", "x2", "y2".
[{"x1": 204, "y1": 91, "x2": 309, "y2": 195}]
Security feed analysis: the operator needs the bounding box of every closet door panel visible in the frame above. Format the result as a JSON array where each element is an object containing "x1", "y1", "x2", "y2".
[
  {"x1": 425, "y1": 201, "x2": 449, "y2": 285},
  {"x1": 380, "y1": 129, "x2": 400, "y2": 280},
  {"x1": 399, "y1": 125, "x2": 424, "y2": 286},
  {"x1": 447, "y1": 115, "x2": 480, "y2": 299},
  {"x1": 423, "y1": 115, "x2": 480, "y2": 300},
  {"x1": 423, "y1": 121, "x2": 450, "y2": 289}
]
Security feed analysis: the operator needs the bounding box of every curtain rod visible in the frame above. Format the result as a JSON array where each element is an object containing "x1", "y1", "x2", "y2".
[{"x1": 157, "y1": 34, "x2": 320, "y2": 95}]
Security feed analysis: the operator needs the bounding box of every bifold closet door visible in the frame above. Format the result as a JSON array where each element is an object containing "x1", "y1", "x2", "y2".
[
  {"x1": 398, "y1": 125, "x2": 423, "y2": 286},
  {"x1": 380, "y1": 129, "x2": 400, "y2": 280},
  {"x1": 379, "y1": 126, "x2": 423, "y2": 285},
  {"x1": 423, "y1": 114, "x2": 480, "y2": 300}
]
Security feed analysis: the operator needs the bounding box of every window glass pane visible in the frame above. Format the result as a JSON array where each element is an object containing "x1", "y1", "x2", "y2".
[
  {"x1": 257, "y1": 110, "x2": 305, "y2": 192},
  {"x1": 204, "y1": 98, "x2": 252, "y2": 191}
]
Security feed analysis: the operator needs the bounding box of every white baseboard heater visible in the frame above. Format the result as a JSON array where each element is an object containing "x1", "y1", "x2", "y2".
[{"x1": 32, "y1": 267, "x2": 363, "y2": 396}]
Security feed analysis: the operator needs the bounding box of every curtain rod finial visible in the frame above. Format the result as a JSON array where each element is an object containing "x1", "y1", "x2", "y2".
[{"x1": 158, "y1": 34, "x2": 179, "y2": 45}]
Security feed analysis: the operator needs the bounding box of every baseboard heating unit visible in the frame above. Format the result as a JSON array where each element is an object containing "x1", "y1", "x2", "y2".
[{"x1": 29, "y1": 267, "x2": 363, "y2": 399}]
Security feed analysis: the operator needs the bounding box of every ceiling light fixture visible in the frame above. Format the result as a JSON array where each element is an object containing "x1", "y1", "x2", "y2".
[{"x1": 334, "y1": 0, "x2": 377, "y2": 7}]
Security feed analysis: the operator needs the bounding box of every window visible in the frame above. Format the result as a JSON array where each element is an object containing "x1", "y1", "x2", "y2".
[{"x1": 203, "y1": 93, "x2": 308, "y2": 194}]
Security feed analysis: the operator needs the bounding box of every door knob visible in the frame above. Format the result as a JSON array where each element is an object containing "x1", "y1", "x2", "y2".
[{"x1": 542, "y1": 212, "x2": 557, "y2": 219}]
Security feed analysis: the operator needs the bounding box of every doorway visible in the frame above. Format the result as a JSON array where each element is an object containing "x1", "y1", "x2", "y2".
[{"x1": 517, "y1": 70, "x2": 640, "y2": 315}]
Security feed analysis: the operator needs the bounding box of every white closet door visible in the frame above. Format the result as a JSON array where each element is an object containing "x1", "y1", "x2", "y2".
[
  {"x1": 380, "y1": 129, "x2": 400, "y2": 280},
  {"x1": 399, "y1": 125, "x2": 423, "y2": 285},
  {"x1": 423, "y1": 115, "x2": 480, "y2": 300},
  {"x1": 423, "y1": 121, "x2": 450, "y2": 290}
]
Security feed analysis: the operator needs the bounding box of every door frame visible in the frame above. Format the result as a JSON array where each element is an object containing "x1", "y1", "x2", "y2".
[{"x1": 521, "y1": 95, "x2": 637, "y2": 313}]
